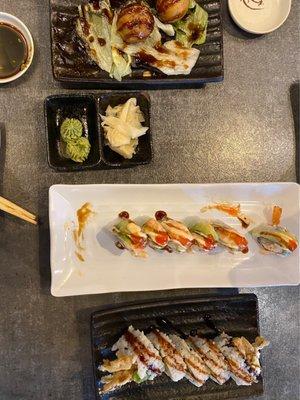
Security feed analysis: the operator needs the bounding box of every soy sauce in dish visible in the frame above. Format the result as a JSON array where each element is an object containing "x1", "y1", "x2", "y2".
[{"x1": 0, "y1": 23, "x2": 28, "y2": 79}]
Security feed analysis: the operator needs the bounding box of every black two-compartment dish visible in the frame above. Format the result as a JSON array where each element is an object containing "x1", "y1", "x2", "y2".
[
  {"x1": 91, "y1": 294, "x2": 264, "y2": 400},
  {"x1": 44, "y1": 92, "x2": 152, "y2": 171},
  {"x1": 50, "y1": 0, "x2": 223, "y2": 89}
]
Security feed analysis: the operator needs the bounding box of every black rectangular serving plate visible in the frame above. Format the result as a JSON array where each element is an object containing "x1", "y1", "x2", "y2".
[
  {"x1": 91, "y1": 294, "x2": 264, "y2": 400},
  {"x1": 50, "y1": 0, "x2": 223, "y2": 89},
  {"x1": 44, "y1": 92, "x2": 152, "y2": 171}
]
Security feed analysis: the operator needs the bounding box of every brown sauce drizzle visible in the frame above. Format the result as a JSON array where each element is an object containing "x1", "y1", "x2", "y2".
[
  {"x1": 124, "y1": 331, "x2": 162, "y2": 373},
  {"x1": 118, "y1": 18, "x2": 154, "y2": 33},
  {"x1": 186, "y1": 358, "x2": 208, "y2": 376},
  {"x1": 158, "y1": 0, "x2": 183, "y2": 13},
  {"x1": 76, "y1": 203, "x2": 94, "y2": 239},
  {"x1": 154, "y1": 44, "x2": 170, "y2": 54},
  {"x1": 188, "y1": 22, "x2": 205, "y2": 43},
  {"x1": 135, "y1": 51, "x2": 158, "y2": 65},
  {"x1": 91, "y1": 0, "x2": 100, "y2": 10},
  {"x1": 227, "y1": 359, "x2": 254, "y2": 383},
  {"x1": 75, "y1": 251, "x2": 85, "y2": 262},
  {"x1": 194, "y1": 343, "x2": 227, "y2": 371},
  {"x1": 98, "y1": 38, "x2": 106, "y2": 46},
  {"x1": 156, "y1": 59, "x2": 176, "y2": 69},
  {"x1": 73, "y1": 203, "x2": 94, "y2": 260},
  {"x1": 81, "y1": 6, "x2": 91, "y2": 35},
  {"x1": 192, "y1": 347, "x2": 224, "y2": 383},
  {"x1": 206, "y1": 340, "x2": 229, "y2": 369},
  {"x1": 135, "y1": 48, "x2": 176, "y2": 69},
  {"x1": 119, "y1": 211, "x2": 129, "y2": 219},
  {"x1": 102, "y1": 8, "x2": 114, "y2": 23},
  {"x1": 231, "y1": 342, "x2": 257, "y2": 373},
  {"x1": 239, "y1": 217, "x2": 249, "y2": 229},
  {"x1": 155, "y1": 211, "x2": 167, "y2": 221},
  {"x1": 152, "y1": 330, "x2": 186, "y2": 372},
  {"x1": 79, "y1": 16, "x2": 90, "y2": 36}
]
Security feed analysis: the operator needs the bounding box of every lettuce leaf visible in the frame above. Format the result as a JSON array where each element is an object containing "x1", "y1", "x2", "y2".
[
  {"x1": 76, "y1": 2, "x2": 131, "y2": 81},
  {"x1": 174, "y1": 1, "x2": 208, "y2": 48}
]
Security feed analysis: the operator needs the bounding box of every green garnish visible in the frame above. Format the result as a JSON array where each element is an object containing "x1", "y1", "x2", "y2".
[
  {"x1": 174, "y1": 1, "x2": 208, "y2": 48},
  {"x1": 65, "y1": 137, "x2": 91, "y2": 163},
  {"x1": 60, "y1": 118, "x2": 83, "y2": 142},
  {"x1": 190, "y1": 221, "x2": 218, "y2": 241},
  {"x1": 59, "y1": 118, "x2": 91, "y2": 163},
  {"x1": 132, "y1": 372, "x2": 148, "y2": 384}
]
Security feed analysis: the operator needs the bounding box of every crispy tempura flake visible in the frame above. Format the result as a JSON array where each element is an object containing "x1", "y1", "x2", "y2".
[{"x1": 101, "y1": 367, "x2": 136, "y2": 393}]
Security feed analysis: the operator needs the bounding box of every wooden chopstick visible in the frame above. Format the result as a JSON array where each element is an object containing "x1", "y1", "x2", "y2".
[{"x1": 0, "y1": 196, "x2": 37, "y2": 225}]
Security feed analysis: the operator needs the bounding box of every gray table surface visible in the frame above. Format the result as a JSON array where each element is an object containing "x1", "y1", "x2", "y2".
[{"x1": 0, "y1": 1, "x2": 299, "y2": 399}]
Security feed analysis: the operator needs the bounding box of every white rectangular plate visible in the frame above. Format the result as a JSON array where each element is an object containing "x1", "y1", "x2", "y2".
[{"x1": 49, "y1": 183, "x2": 299, "y2": 296}]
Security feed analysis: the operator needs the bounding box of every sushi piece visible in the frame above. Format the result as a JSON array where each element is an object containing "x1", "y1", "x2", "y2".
[
  {"x1": 155, "y1": 211, "x2": 194, "y2": 252},
  {"x1": 170, "y1": 334, "x2": 210, "y2": 387},
  {"x1": 201, "y1": 202, "x2": 251, "y2": 228},
  {"x1": 147, "y1": 329, "x2": 187, "y2": 381},
  {"x1": 142, "y1": 218, "x2": 169, "y2": 250},
  {"x1": 189, "y1": 220, "x2": 218, "y2": 251},
  {"x1": 232, "y1": 336, "x2": 269, "y2": 376},
  {"x1": 211, "y1": 221, "x2": 249, "y2": 254},
  {"x1": 250, "y1": 205, "x2": 298, "y2": 256},
  {"x1": 214, "y1": 333, "x2": 257, "y2": 386},
  {"x1": 189, "y1": 336, "x2": 230, "y2": 384},
  {"x1": 112, "y1": 211, "x2": 148, "y2": 257},
  {"x1": 250, "y1": 224, "x2": 298, "y2": 256},
  {"x1": 112, "y1": 326, "x2": 165, "y2": 382}
]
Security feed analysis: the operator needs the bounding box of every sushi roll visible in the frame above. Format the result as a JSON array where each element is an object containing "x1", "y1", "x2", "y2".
[
  {"x1": 155, "y1": 211, "x2": 194, "y2": 253},
  {"x1": 142, "y1": 218, "x2": 169, "y2": 251},
  {"x1": 113, "y1": 211, "x2": 148, "y2": 257},
  {"x1": 112, "y1": 325, "x2": 165, "y2": 382},
  {"x1": 211, "y1": 221, "x2": 249, "y2": 254},
  {"x1": 99, "y1": 325, "x2": 270, "y2": 393},
  {"x1": 214, "y1": 333, "x2": 257, "y2": 386},
  {"x1": 189, "y1": 220, "x2": 218, "y2": 251},
  {"x1": 169, "y1": 334, "x2": 210, "y2": 387},
  {"x1": 250, "y1": 224, "x2": 298, "y2": 256},
  {"x1": 232, "y1": 335, "x2": 269, "y2": 376},
  {"x1": 147, "y1": 329, "x2": 187, "y2": 381},
  {"x1": 250, "y1": 205, "x2": 298, "y2": 256},
  {"x1": 189, "y1": 336, "x2": 230, "y2": 385}
]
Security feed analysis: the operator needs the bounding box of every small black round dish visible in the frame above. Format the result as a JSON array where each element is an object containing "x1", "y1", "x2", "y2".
[{"x1": 98, "y1": 92, "x2": 152, "y2": 168}]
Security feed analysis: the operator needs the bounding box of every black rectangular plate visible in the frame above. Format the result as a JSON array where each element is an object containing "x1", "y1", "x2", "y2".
[
  {"x1": 45, "y1": 94, "x2": 101, "y2": 171},
  {"x1": 50, "y1": 0, "x2": 223, "y2": 89},
  {"x1": 91, "y1": 294, "x2": 263, "y2": 400},
  {"x1": 44, "y1": 92, "x2": 152, "y2": 171}
]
